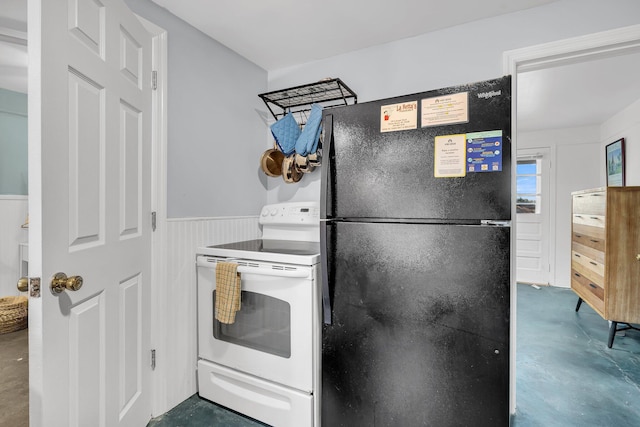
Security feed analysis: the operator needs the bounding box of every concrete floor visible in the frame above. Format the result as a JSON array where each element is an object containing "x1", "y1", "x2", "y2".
[
  {"x1": 149, "y1": 284, "x2": 640, "y2": 426},
  {"x1": 147, "y1": 394, "x2": 268, "y2": 427},
  {"x1": 0, "y1": 327, "x2": 28, "y2": 427},
  {"x1": 513, "y1": 284, "x2": 640, "y2": 426},
  {"x1": 3, "y1": 284, "x2": 639, "y2": 426}
]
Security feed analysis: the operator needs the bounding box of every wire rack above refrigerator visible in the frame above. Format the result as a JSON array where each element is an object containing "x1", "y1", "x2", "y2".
[{"x1": 259, "y1": 78, "x2": 357, "y2": 124}]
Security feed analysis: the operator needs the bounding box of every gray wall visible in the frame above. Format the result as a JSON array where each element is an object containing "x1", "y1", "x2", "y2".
[
  {"x1": 0, "y1": 88, "x2": 27, "y2": 195},
  {"x1": 125, "y1": 0, "x2": 268, "y2": 218},
  {"x1": 123, "y1": 0, "x2": 640, "y2": 213},
  {"x1": 265, "y1": 0, "x2": 640, "y2": 204}
]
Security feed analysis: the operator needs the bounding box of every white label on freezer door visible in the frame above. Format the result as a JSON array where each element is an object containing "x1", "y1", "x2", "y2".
[
  {"x1": 434, "y1": 133, "x2": 467, "y2": 178},
  {"x1": 421, "y1": 91, "x2": 469, "y2": 127},
  {"x1": 380, "y1": 101, "x2": 418, "y2": 132}
]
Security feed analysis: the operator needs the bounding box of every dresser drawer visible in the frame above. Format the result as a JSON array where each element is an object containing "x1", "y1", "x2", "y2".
[
  {"x1": 573, "y1": 191, "x2": 605, "y2": 215},
  {"x1": 571, "y1": 241, "x2": 604, "y2": 264},
  {"x1": 572, "y1": 231, "x2": 605, "y2": 252},
  {"x1": 572, "y1": 213, "x2": 605, "y2": 228},
  {"x1": 571, "y1": 250, "x2": 604, "y2": 277},
  {"x1": 572, "y1": 223, "x2": 605, "y2": 241},
  {"x1": 571, "y1": 268, "x2": 604, "y2": 315}
]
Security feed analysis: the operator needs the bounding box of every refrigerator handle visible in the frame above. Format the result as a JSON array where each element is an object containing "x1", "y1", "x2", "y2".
[
  {"x1": 481, "y1": 220, "x2": 512, "y2": 227},
  {"x1": 320, "y1": 220, "x2": 332, "y2": 325},
  {"x1": 320, "y1": 114, "x2": 333, "y2": 220}
]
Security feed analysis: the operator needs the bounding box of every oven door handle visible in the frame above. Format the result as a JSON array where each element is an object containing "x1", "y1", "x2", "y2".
[
  {"x1": 197, "y1": 259, "x2": 310, "y2": 279},
  {"x1": 237, "y1": 266, "x2": 310, "y2": 278}
]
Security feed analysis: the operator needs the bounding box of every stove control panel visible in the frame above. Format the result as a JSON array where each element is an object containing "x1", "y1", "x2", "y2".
[{"x1": 259, "y1": 202, "x2": 320, "y2": 225}]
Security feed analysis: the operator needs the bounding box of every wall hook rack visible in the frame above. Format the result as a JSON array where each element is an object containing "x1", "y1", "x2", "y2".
[{"x1": 258, "y1": 78, "x2": 357, "y2": 125}]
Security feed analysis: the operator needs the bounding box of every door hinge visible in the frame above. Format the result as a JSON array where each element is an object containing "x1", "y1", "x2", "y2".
[
  {"x1": 152, "y1": 70, "x2": 158, "y2": 90},
  {"x1": 151, "y1": 211, "x2": 157, "y2": 232},
  {"x1": 151, "y1": 349, "x2": 156, "y2": 370}
]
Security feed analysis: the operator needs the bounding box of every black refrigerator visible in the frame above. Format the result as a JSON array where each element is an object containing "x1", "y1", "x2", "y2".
[{"x1": 319, "y1": 76, "x2": 511, "y2": 426}]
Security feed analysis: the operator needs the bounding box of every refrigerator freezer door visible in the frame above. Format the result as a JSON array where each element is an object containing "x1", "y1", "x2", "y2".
[
  {"x1": 322, "y1": 76, "x2": 511, "y2": 222},
  {"x1": 322, "y1": 222, "x2": 510, "y2": 426}
]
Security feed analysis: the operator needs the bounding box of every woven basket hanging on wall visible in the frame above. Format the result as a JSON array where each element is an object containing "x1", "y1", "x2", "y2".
[{"x1": 0, "y1": 296, "x2": 28, "y2": 334}]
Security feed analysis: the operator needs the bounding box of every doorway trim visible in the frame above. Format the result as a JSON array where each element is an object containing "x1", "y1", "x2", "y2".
[
  {"x1": 137, "y1": 15, "x2": 169, "y2": 417},
  {"x1": 503, "y1": 23, "x2": 640, "y2": 415}
]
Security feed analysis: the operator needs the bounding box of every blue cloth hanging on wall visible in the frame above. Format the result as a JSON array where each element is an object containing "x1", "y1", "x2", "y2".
[
  {"x1": 270, "y1": 112, "x2": 300, "y2": 156},
  {"x1": 295, "y1": 104, "x2": 323, "y2": 156}
]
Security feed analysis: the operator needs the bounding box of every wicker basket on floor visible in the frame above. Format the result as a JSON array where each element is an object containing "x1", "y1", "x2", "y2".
[{"x1": 0, "y1": 296, "x2": 28, "y2": 334}]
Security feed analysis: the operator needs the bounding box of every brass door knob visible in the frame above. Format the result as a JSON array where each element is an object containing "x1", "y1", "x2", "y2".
[
  {"x1": 637, "y1": 254, "x2": 640, "y2": 261},
  {"x1": 17, "y1": 277, "x2": 28, "y2": 292},
  {"x1": 50, "y1": 272, "x2": 83, "y2": 294}
]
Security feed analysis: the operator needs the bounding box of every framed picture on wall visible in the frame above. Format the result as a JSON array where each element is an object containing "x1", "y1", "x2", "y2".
[{"x1": 606, "y1": 138, "x2": 625, "y2": 187}]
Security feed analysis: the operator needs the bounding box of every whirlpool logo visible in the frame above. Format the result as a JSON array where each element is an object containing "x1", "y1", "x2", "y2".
[{"x1": 477, "y1": 90, "x2": 501, "y2": 99}]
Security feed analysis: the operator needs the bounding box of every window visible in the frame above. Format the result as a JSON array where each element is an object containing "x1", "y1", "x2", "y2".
[
  {"x1": 516, "y1": 159, "x2": 541, "y2": 214},
  {"x1": 212, "y1": 290, "x2": 291, "y2": 358}
]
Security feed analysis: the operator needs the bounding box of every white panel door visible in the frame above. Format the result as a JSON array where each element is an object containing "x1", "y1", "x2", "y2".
[
  {"x1": 516, "y1": 148, "x2": 550, "y2": 285},
  {"x1": 28, "y1": 0, "x2": 152, "y2": 425}
]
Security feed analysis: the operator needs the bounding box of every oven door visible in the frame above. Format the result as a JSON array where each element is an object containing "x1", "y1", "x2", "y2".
[{"x1": 197, "y1": 255, "x2": 315, "y2": 392}]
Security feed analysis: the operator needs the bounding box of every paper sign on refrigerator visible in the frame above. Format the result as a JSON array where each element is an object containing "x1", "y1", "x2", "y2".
[
  {"x1": 380, "y1": 101, "x2": 418, "y2": 132},
  {"x1": 434, "y1": 134, "x2": 466, "y2": 177}
]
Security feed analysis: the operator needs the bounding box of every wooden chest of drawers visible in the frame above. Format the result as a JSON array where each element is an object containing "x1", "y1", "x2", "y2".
[{"x1": 571, "y1": 187, "x2": 640, "y2": 327}]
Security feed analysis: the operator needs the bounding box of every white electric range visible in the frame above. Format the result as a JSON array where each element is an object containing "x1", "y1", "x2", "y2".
[{"x1": 196, "y1": 202, "x2": 321, "y2": 427}]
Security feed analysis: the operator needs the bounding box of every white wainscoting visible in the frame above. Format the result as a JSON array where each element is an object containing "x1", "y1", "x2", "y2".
[
  {"x1": 0, "y1": 197, "x2": 28, "y2": 297},
  {"x1": 158, "y1": 216, "x2": 260, "y2": 413}
]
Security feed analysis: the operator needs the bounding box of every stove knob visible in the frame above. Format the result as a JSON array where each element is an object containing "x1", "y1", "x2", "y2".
[
  {"x1": 270, "y1": 208, "x2": 278, "y2": 216},
  {"x1": 261, "y1": 209, "x2": 269, "y2": 217}
]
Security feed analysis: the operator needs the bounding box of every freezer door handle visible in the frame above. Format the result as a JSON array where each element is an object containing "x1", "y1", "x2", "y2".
[
  {"x1": 320, "y1": 114, "x2": 333, "y2": 220},
  {"x1": 320, "y1": 220, "x2": 332, "y2": 324},
  {"x1": 481, "y1": 220, "x2": 511, "y2": 227}
]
